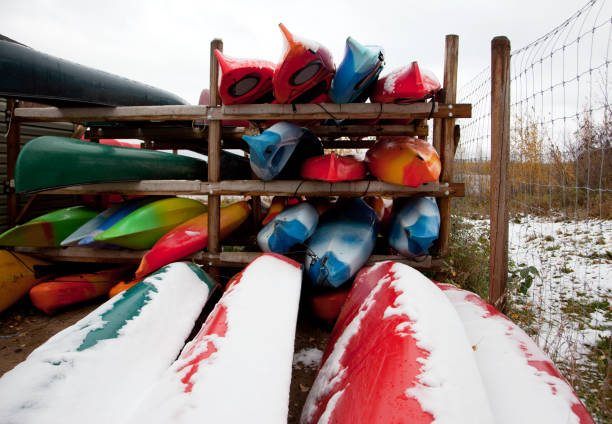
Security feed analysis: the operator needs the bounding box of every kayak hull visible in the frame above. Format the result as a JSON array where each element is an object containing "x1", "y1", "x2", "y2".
[
  {"x1": 257, "y1": 203, "x2": 319, "y2": 253},
  {"x1": 0, "y1": 251, "x2": 50, "y2": 313},
  {"x1": 311, "y1": 289, "x2": 350, "y2": 323},
  {"x1": 215, "y1": 50, "x2": 275, "y2": 105},
  {"x1": 301, "y1": 153, "x2": 366, "y2": 182},
  {"x1": 389, "y1": 197, "x2": 440, "y2": 256},
  {"x1": 370, "y1": 61, "x2": 441, "y2": 103}
]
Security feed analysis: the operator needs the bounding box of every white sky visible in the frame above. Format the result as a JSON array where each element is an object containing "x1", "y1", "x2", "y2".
[{"x1": 0, "y1": 0, "x2": 595, "y2": 104}]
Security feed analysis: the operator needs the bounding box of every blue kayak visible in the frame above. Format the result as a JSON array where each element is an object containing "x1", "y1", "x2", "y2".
[
  {"x1": 389, "y1": 197, "x2": 440, "y2": 257},
  {"x1": 305, "y1": 198, "x2": 378, "y2": 288},
  {"x1": 330, "y1": 37, "x2": 384, "y2": 104},
  {"x1": 257, "y1": 202, "x2": 319, "y2": 254},
  {"x1": 242, "y1": 122, "x2": 323, "y2": 181}
]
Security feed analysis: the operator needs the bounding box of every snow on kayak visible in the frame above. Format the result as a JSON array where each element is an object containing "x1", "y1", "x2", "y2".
[
  {"x1": 438, "y1": 283, "x2": 594, "y2": 424},
  {"x1": 301, "y1": 261, "x2": 494, "y2": 424},
  {"x1": 126, "y1": 253, "x2": 302, "y2": 424},
  {"x1": 0, "y1": 262, "x2": 217, "y2": 424}
]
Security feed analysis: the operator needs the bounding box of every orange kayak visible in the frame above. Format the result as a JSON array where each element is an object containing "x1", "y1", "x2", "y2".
[
  {"x1": 365, "y1": 136, "x2": 441, "y2": 187},
  {"x1": 109, "y1": 279, "x2": 140, "y2": 298}
]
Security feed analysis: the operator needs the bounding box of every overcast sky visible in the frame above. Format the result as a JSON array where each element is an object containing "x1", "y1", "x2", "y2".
[{"x1": 0, "y1": 0, "x2": 599, "y2": 104}]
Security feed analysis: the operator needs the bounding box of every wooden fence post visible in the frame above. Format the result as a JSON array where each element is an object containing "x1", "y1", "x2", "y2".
[
  {"x1": 6, "y1": 99, "x2": 20, "y2": 228},
  {"x1": 489, "y1": 36, "x2": 511, "y2": 308}
]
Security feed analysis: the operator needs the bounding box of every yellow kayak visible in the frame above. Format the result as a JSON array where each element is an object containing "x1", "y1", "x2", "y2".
[{"x1": 0, "y1": 250, "x2": 50, "y2": 313}]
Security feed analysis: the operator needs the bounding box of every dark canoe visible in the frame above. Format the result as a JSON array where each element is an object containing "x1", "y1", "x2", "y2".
[{"x1": 0, "y1": 37, "x2": 187, "y2": 106}]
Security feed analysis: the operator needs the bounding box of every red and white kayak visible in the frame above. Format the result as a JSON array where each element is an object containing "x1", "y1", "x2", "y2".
[
  {"x1": 371, "y1": 61, "x2": 441, "y2": 103},
  {"x1": 126, "y1": 254, "x2": 302, "y2": 424},
  {"x1": 301, "y1": 153, "x2": 366, "y2": 182},
  {"x1": 302, "y1": 261, "x2": 494, "y2": 423},
  {"x1": 214, "y1": 50, "x2": 275, "y2": 105},
  {"x1": 438, "y1": 283, "x2": 594, "y2": 424}
]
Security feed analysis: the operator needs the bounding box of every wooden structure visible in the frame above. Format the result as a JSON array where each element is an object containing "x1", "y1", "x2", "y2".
[{"x1": 5, "y1": 35, "x2": 471, "y2": 275}]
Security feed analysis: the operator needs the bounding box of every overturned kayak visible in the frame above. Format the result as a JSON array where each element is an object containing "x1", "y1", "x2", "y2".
[
  {"x1": 330, "y1": 37, "x2": 384, "y2": 104},
  {"x1": 370, "y1": 61, "x2": 441, "y2": 103},
  {"x1": 126, "y1": 254, "x2": 302, "y2": 424},
  {"x1": 0, "y1": 38, "x2": 187, "y2": 107},
  {"x1": 273, "y1": 23, "x2": 334, "y2": 104},
  {"x1": 135, "y1": 201, "x2": 251, "y2": 279},
  {"x1": 29, "y1": 266, "x2": 135, "y2": 314},
  {"x1": 257, "y1": 202, "x2": 319, "y2": 254},
  {"x1": 302, "y1": 262, "x2": 494, "y2": 424},
  {"x1": 0, "y1": 262, "x2": 217, "y2": 424},
  {"x1": 15, "y1": 136, "x2": 209, "y2": 193},
  {"x1": 310, "y1": 288, "x2": 350, "y2": 324},
  {"x1": 301, "y1": 153, "x2": 366, "y2": 182},
  {"x1": 366, "y1": 136, "x2": 441, "y2": 187},
  {"x1": 389, "y1": 197, "x2": 440, "y2": 257},
  {"x1": 0, "y1": 206, "x2": 98, "y2": 247},
  {"x1": 93, "y1": 197, "x2": 207, "y2": 249},
  {"x1": 215, "y1": 50, "x2": 275, "y2": 105},
  {"x1": 0, "y1": 251, "x2": 50, "y2": 313}
]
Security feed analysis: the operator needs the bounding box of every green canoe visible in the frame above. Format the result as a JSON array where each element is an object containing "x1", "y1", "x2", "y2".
[
  {"x1": 0, "y1": 206, "x2": 99, "y2": 247},
  {"x1": 93, "y1": 197, "x2": 207, "y2": 249},
  {"x1": 15, "y1": 137, "x2": 209, "y2": 193}
]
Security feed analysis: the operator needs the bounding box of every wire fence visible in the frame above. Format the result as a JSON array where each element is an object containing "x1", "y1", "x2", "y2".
[{"x1": 455, "y1": 0, "x2": 611, "y2": 420}]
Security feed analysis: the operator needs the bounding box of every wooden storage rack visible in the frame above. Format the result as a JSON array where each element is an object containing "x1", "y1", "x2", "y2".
[{"x1": 7, "y1": 35, "x2": 469, "y2": 273}]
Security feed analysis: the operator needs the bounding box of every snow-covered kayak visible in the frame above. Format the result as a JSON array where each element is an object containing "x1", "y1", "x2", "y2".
[
  {"x1": 300, "y1": 153, "x2": 366, "y2": 182},
  {"x1": 330, "y1": 36, "x2": 384, "y2": 104},
  {"x1": 302, "y1": 261, "x2": 494, "y2": 424},
  {"x1": 0, "y1": 262, "x2": 218, "y2": 424},
  {"x1": 389, "y1": 197, "x2": 440, "y2": 257},
  {"x1": 215, "y1": 49, "x2": 275, "y2": 105},
  {"x1": 370, "y1": 61, "x2": 441, "y2": 103},
  {"x1": 438, "y1": 283, "x2": 595, "y2": 424},
  {"x1": 257, "y1": 202, "x2": 319, "y2": 254},
  {"x1": 126, "y1": 253, "x2": 302, "y2": 424}
]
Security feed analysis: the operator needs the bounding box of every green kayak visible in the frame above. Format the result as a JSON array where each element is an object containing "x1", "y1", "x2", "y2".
[
  {"x1": 15, "y1": 137, "x2": 209, "y2": 193},
  {"x1": 93, "y1": 197, "x2": 207, "y2": 249},
  {"x1": 0, "y1": 206, "x2": 99, "y2": 247}
]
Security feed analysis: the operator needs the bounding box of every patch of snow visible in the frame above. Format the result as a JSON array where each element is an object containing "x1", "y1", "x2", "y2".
[{"x1": 293, "y1": 348, "x2": 323, "y2": 369}]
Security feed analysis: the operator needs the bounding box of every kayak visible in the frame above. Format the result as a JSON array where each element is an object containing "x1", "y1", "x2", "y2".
[
  {"x1": 126, "y1": 254, "x2": 302, "y2": 424},
  {"x1": 0, "y1": 262, "x2": 217, "y2": 424},
  {"x1": 262, "y1": 196, "x2": 289, "y2": 225},
  {"x1": 0, "y1": 251, "x2": 50, "y2": 313},
  {"x1": 109, "y1": 279, "x2": 140, "y2": 298},
  {"x1": 365, "y1": 136, "x2": 441, "y2": 187},
  {"x1": 389, "y1": 197, "x2": 440, "y2": 257},
  {"x1": 29, "y1": 265, "x2": 134, "y2": 314},
  {"x1": 330, "y1": 37, "x2": 384, "y2": 104},
  {"x1": 215, "y1": 49, "x2": 276, "y2": 105},
  {"x1": 300, "y1": 153, "x2": 366, "y2": 182},
  {"x1": 364, "y1": 196, "x2": 385, "y2": 223},
  {"x1": 311, "y1": 288, "x2": 350, "y2": 324},
  {"x1": 257, "y1": 202, "x2": 319, "y2": 254},
  {"x1": 273, "y1": 23, "x2": 335, "y2": 104},
  {"x1": 305, "y1": 198, "x2": 378, "y2": 288},
  {"x1": 0, "y1": 206, "x2": 98, "y2": 247},
  {"x1": 370, "y1": 61, "x2": 441, "y2": 103},
  {"x1": 242, "y1": 121, "x2": 323, "y2": 180},
  {"x1": 302, "y1": 261, "x2": 494, "y2": 424},
  {"x1": 0, "y1": 38, "x2": 187, "y2": 107},
  {"x1": 135, "y1": 201, "x2": 251, "y2": 279},
  {"x1": 15, "y1": 136, "x2": 208, "y2": 193},
  {"x1": 438, "y1": 284, "x2": 594, "y2": 424},
  {"x1": 93, "y1": 198, "x2": 207, "y2": 250}
]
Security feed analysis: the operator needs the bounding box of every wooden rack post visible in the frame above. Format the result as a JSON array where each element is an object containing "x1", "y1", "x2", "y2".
[
  {"x1": 489, "y1": 36, "x2": 511, "y2": 308},
  {"x1": 6, "y1": 99, "x2": 20, "y2": 227}
]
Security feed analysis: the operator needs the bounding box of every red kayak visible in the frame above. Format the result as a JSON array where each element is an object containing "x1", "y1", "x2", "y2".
[
  {"x1": 29, "y1": 266, "x2": 134, "y2": 314},
  {"x1": 214, "y1": 50, "x2": 275, "y2": 105},
  {"x1": 371, "y1": 61, "x2": 441, "y2": 103},
  {"x1": 301, "y1": 153, "x2": 366, "y2": 182},
  {"x1": 273, "y1": 23, "x2": 334, "y2": 104},
  {"x1": 135, "y1": 201, "x2": 251, "y2": 279},
  {"x1": 311, "y1": 289, "x2": 350, "y2": 324}
]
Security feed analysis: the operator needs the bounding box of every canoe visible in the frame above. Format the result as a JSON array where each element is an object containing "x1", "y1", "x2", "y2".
[
  {"x1": 0, "y1": 262, "x2": 217, "y2": 424},
  {"x1": 302, "y1": 261, "x2": 494, "y2": 424},
  {"x1": 330, "y1": 37, "x2": 384, "y2": 104},
  {"x1": 94, "y1": 197, "x2": 207, "y2": 250},
  {"x1": 242, "y1": 121, "x2": 323, "y2": 180},
  {"x1": 135, "y1": 201, "x2": 251, "y2": 278},
  {"x1": 389, "y1": 197, "x2": 440, "y2": 256},
  {"x1": 370, "y1": 61, "x2": 441, "y2": 103},
  {"x1": 305, "y1": 198, "x2": 377, "y2": 288},
  {"x1": 273, "y1": 23, "x2": 335, "y2": 104},
  {"x1": 365, "y1": 136, "x2": 441, "y2": 187},
  {"x1": 311, "y1": 288, "x2": 350, "y2": 324},
  {"x1": 257, "y1": 202, "x2": 319, "y2": 254},
  {"x1": 0, "y1": 251, "x2": 50, "y2": 313},
  {"x1": 126, "y1": 254, "x2": 302, "y2": 424},
  {"x1": 29, "y1": 266, "x2": 134, "y2": 314},
  {"x1": 0, "y1": 38, "x2": 187, "y2": 107},
  {"x1": 438, "y1": 284, "x2": 594, "y2": 424},
  {"x1": 0, "y1": 206, "x2": 98, "y2": 247},
  {"x1": 215, "y1": 50, "x2": 275, "y2": 105},
  {"x1": 301, "y1": 153, "x2": 366, "y2": 182},
  {"x1": 15, "y1": 136, "x2": 208, "y2": 193}
]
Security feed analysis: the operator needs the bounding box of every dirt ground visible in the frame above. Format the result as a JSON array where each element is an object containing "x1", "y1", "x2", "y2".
[{"x1": 0, "y1": 292, "x2": 331, "y2": 422}]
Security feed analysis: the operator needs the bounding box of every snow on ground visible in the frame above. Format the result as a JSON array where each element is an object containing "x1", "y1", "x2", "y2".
[{"x1": 293, "y1": 348, "x2": 323, "y2": 370}]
